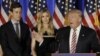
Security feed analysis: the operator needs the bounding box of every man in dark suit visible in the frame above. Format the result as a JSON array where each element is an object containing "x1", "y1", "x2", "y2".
[
  {"x1": 0, "y1": 2, "x2": 31, "y2": 56},
  {"x1": 56, "y1": 9, "x2": 100, "y2": 53},
  {"x1": 33, "y1": 9, "x2": 100, "y2": 56}
]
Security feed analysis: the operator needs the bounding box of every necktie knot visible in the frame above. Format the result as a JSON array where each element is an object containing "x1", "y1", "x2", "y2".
[
  {"x1": 15, "y1": 23, "x2": 18, "y2": 25},
  {"x1": 73, "y1": 29, "x2": 77, "y2": 32}
]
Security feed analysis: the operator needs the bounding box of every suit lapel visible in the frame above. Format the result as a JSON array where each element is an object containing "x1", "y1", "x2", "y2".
[
  {"x1": 67, "y1": 27, "x2": 71, "y2": 53},
  {"x1": 6, "y1": 21, "x2": 21, "y2": 45},
  {"x1": 6, "y1": 21, "x2": 22, "y2": 55},
  {"x1": 20, "y1": 22, "x2": 25, "y2": 41},
  {"x1": 76, "y1": 26, "x2": 86, "y2": 52},
  {"x1": 8, "y1": 21, "x2": 24, "y2": 40},
  {"x1": 7, "y1": 21, "x2": 19, "y2": 40}
]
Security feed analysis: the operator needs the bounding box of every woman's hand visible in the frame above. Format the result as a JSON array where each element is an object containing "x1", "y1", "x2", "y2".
[{"x1": 32, "y1": 31, "x2": 43, "y2": 43}]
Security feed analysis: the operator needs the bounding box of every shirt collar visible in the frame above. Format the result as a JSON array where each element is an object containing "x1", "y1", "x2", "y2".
[
  {"x1": 11, "y1": 19, "x2": 20, "y2": 25},
  {"x1": 71, "y1": 24, "x2": 81, "y2": 31}
]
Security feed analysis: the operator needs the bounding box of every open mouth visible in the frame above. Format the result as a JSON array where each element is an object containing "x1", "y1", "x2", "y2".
[{"x1": 70, "y1": 23, "x2": 73, "y2": 24}]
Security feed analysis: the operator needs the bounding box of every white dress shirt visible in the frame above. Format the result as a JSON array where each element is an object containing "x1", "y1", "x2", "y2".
[
  {"x1": 11, "y1": 19, "x2": 21, "y2": 37},
  {"x1": 69, "y1": 24, "x2": 81, "y2": 52}
]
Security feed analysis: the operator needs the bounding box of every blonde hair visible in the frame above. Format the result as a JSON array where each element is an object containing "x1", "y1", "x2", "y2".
[
  {"x1": 68, "y1": 9, "x2": 82, "y2": 17},
  {"x1": 64, "y1": 9, "x2": 82, "y2": 26},
  {"x1": 36, "y1": 9, "x2": 54, "y2": 35}
]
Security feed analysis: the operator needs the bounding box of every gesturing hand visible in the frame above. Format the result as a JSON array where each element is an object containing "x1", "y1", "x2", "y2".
[{"x1": 32, "y1": 31, "x2": 43, "y2": 43}]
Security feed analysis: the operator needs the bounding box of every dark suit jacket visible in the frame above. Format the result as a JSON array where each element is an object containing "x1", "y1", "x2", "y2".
[
  {"x1": 0, "y1": 20, "x2": 31, "y2": 56},
  {"x1": 35, "y1": 26, "x2": 100, "y2": 56},
  {"x1": 56, "y1": 25, "x2": 100, "y2": 53}
]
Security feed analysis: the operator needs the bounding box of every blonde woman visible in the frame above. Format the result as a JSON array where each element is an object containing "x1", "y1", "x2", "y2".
[
  {"x1": 31, "y1": 9, "x2": 57, "y2": 56},
  {"x1": 36, "y1": 9, "x2": 55, "y2": 36}
]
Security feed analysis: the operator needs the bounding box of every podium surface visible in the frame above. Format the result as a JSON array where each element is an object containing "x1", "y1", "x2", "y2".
[{"x1": 52, "y1": 53, "x2": 96, "y2": 56}]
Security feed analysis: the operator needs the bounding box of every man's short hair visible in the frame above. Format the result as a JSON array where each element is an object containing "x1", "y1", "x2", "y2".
[
  {"x1": 10, "y1": 2, "x2": 22, "y2": 12},
  {"x1": 68, "y1": 9, "x2": 82, "y2": 17}
]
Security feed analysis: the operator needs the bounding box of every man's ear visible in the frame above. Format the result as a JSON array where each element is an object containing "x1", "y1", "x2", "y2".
[
  {"x1": 9, "y1": 11, "x2": 13, "y2": 19},
  {"x1": 79, "y1": 18, "x2": 82, "y2": 22},
  {"x1": 9, "y1": 11, "x2": 13, "y2": 15}
]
